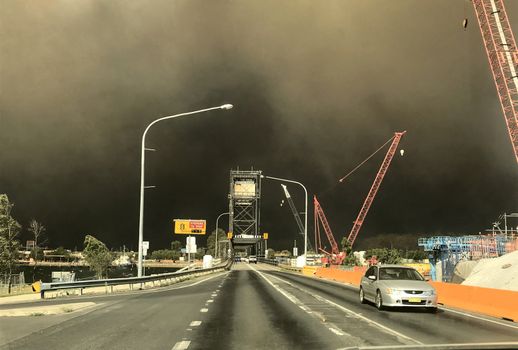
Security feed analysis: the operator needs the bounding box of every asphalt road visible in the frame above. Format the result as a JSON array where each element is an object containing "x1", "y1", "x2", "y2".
[{"x1": 1, "y1": 263, "x2": 517, "y2": 350}]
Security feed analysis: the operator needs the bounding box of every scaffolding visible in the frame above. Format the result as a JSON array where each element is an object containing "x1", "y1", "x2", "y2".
[{"x1": 418, "y1": 234, "x2": 516, "y2": 282}]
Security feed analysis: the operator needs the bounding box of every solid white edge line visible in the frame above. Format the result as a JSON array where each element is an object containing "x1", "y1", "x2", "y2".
[
  {"x1": 260, "y1": 263, "x2": 518, "y2": 331},
  {"x1": 31, "y1": 271, "x2": 229, "y2": 303},
  {"x1": 439, "y1": 306, "x2": 518, "y2": 330},
  {"x1": 261, "y1": 268, "x2": 422, "y2": 345},
  {"x1": 337, "y1": 341, "x2": 518, "y2": 349}
]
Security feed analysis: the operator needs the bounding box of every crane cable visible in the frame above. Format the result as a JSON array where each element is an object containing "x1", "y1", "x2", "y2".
[{"x1": 337, "y1": 134, "x2": 395, "y2": 183}]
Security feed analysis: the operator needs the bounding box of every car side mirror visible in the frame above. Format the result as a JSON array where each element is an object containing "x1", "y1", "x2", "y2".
[{"x1": 368, "y1": 275, "x2": 376, "y2": 281}]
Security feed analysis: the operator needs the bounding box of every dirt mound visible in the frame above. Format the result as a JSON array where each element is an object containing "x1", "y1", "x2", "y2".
[{"x1": 462, "y1": 250, "x2": 518, "y2": 291}]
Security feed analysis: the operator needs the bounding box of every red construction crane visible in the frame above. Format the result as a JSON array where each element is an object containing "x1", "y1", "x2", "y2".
[
  {"x1": 314, "y1": 195, "x2": 344, "y2": 265},
  {"x1": 346, "y1": 131, "x2": 406, "y2": 247},
  {"x1": 472, "y1": 0, "x2": 518, "y2": 164},
  {"x1": 314, "y1": 131, "x2": 406, "y2": 265}
]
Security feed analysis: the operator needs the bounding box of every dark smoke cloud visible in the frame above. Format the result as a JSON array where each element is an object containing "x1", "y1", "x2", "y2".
[{"x1": 1, "y1": 0, "x2": 517, "y2": 251}]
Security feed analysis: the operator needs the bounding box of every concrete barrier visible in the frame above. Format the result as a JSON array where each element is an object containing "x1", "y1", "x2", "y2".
[
  {"x1": 430, "y1": 281, "x2": 518, "y2": 322},
  {"x1": 314, "y1": 267, "x2": 364, "y2": 286}
]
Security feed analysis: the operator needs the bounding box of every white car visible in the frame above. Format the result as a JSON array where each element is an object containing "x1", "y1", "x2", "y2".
[
  {"x1": 359, "y1": 265, "x2": 437, "y2": 311},
  {"x1": 248, "y1": 255, "x2": 257, "y2": 264}
]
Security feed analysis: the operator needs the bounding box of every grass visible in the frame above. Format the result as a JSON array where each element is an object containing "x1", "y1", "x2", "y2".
[
  {"x1": 0, "y1": 285, "x2": 34, "y2": 297},
  {"x1": 30, "y1": 312, "x2": 45, "y2": 316},
  {"x1": 62, "y1": 307, "x2": 74, "y2": 313}
]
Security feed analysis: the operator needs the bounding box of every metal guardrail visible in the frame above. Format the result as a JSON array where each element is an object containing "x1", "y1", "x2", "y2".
[
  {"x1": 257, "y1": 257, "x2": 278, "y2": 266},
  {"x1": 39, "y1": 259, "x2": 232, "y2": 297}
]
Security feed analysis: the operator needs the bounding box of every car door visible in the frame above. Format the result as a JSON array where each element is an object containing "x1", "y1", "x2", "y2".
[{"x1": 362, "y1": 266, "x2": 377, "y2": 300}]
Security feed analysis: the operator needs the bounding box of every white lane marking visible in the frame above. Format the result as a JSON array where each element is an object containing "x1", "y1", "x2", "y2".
[
  {"x1": 261, "y1": 269, "x2": 422, "y2": 345},
  {"x1": 172, "y1": 340, "x2": 190, "y2": 350},
  {"x1": 328, "y1": 327, "x2": 345, "y2": 336},
  {"x1": 248, "y1": 264, "x2": 347, "y2": 338},
  {"x1": 190, "y1": 321, "x2": 202, "y2": 327},
  {"x1": 200, "y1": 308, "x2": 208, "y2": 313},
  {"x1": 49, "y1": 271, "x2": 229, "y2": 303},
  {"x1": 211, "y1": 293, "x2": 218, "y2": 297},
  {"x1": 269, "y1": 267, "x2": 518, "y2": 331},
  {"x1": 337, "y1": 341, "x2": 518, "y2": 349},
  {"x1": 439, "y1": 306, "x2": 518, "y2": 330}
]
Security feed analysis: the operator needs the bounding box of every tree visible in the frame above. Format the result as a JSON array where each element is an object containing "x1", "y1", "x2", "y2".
[
  {"x1": 364, "y1": 248, "x2": 402, "y2": 264},
  {"x1": 0, "y1": 194, "x2": 22, "y2": 294},
  {"x1": 82, "y1": 235, "x2": 113, "y2": 279},
  {"x1": 171, "y1": 240, "x2": 182, "y2": 252},
  {"x1": 150, "y1": 249, "x2": 180, "y2": 261},
  {"x1": 206, "y1": 229, "x2": 226, "y2": 257},
  {"x1": 340, "y1": 237, "x2": 359, "y2": 266},
  {"x1": 51, "y1": 246, "x2": 71, "y2": 259},
  {"x1": 28, "y1": 219, "x2": 46, "y2": 282}
]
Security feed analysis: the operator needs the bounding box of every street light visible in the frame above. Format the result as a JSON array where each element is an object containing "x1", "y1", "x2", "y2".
[
  {"x1": 137, "y1": 104, "x2": 233, "y2": 277},
  {"x1": 215, "y1": 211, "x2": 230, "y2": 258},
  {"x1": 261, "y1": 175, "x2": 308, "y2": 266}
]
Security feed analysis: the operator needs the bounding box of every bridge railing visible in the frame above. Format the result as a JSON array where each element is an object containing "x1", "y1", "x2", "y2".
[
  {"x1": 258, "y1": 257, "x2": 278, "y2": 266},
  {"x1": 37, "y1": 259, "x2": 232, "y2": 299}
]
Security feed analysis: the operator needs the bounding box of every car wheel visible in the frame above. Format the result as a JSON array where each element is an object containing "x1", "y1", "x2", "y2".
[
  {"x1": 427, "y1": 307, "x2": 438, "y2": 313},
  {"x1": 375, "y1": 290, "x2": 384, "y2": 310},
  {"x1": 359, "y1": 287, "x2": 367, "y2": 304}
]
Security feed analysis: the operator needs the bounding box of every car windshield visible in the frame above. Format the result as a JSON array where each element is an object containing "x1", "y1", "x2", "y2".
[{"x1": 379, "y1": 268, "x2": 424, "y2": 281}]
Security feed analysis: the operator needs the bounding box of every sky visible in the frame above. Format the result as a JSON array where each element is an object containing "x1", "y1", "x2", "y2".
[{"x1": 1, "y1": 0, "x2": 517, "y2": 252}]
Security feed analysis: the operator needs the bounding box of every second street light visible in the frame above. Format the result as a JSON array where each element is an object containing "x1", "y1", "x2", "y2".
[
  {"x1": 261, "y1": 174, "x2": 308, "y2": 266},
  {"x1": 137, "y1": 103, "x2": 233, "y2": 277},
  {"x1": 215, "y1": 211, "x2": 230, "y2": 258}
]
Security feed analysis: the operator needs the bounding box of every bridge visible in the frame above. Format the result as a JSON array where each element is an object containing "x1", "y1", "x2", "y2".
[{"x1": 1, "y1": 262, "x2": 517, "y2": 349}]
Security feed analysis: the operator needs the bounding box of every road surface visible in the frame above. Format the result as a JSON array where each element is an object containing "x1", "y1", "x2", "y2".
[{"x1": 1, "y1": 263, "x2": 517, "y2": 349}]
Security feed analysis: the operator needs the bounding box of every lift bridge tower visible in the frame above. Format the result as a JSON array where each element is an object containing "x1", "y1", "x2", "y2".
[{"x1": 228, "y1": 169, "x2": 263, "y2": 254}]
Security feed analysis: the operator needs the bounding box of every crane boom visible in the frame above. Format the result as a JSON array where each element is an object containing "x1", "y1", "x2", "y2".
[
  {"x1": 281, "y1": 184, "x2": 305, "y2": 236},
  {"x1": 472, "y1": 0, "x2": 518, "y2": 164},
  {"x1": 346, "y1": 131, "x2": 406, "y2": 246},
  {"x1": 314, "y1": 195, "x2": 344, "y2": 265}
]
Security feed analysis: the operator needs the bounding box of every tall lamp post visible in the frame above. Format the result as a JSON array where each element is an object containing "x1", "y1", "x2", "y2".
[
  {"x1": 261, "y1": 175, "x2": 308, "y2": 266},
  {"x1": 137, "y1": 104, "x2": 233, "y2": 277},
  {"x1": 215, "y1": 211, "x2": 230, "y2": 258}
]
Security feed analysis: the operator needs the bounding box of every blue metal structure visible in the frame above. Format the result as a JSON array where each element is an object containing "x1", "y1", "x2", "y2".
[{"x1": 418, "y1": 235, "x2": 511, "y2": 282}]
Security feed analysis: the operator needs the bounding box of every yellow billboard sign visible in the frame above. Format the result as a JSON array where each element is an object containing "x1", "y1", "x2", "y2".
[{"x1": 174, "y1": 219, "x2": 206, "y2": 235}]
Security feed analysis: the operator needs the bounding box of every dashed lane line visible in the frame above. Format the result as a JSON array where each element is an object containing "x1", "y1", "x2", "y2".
[
  {"x1": 172, "y1": 340, "x2": 190, "y2": 350},
  {"x1": 200, "y1": 308, "x2": 209, "y2": 313},
  {"x1": 337, "y1": 341, "x2": 518, "y2": 349},
  {"x1": 252, "y1": 265, "x2": 423, "y2": 346},
  {"x1": 266, "y1": 266, "x2": 518, "y2": 331},
  {"x1": 190, "y1": 321, "x2": 202, "y2": 327}
]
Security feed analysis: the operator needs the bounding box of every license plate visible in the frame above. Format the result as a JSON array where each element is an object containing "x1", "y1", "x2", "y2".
[{"x1": 408, "y1": 298, "x2": 422, "y2": 303}]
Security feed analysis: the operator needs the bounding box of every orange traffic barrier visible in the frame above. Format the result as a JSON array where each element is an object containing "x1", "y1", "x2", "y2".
[
  {"x1": 430, "y1": 282, "x2": 518, "y2": 322},
  {"x1": 313, "y1": 267, "x2": 518, "y2": 322},
  {"x1": 302, "y1": 266, "x2": 318, "y2": 276},
  {"x1": 314, "y1": 267, "x2": 364, "y2": 286}
]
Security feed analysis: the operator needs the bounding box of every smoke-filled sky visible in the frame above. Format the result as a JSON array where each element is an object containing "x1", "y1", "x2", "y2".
[{"x1": 1, "y1": 0, "x2": 517, "y2": 252}]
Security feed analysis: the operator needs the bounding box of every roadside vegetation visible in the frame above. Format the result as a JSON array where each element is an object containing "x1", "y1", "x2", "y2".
[
  {"x1": 0, "y1": 194, "x2": 22, "y2": 294},
  {"x1": 82, "y1": 235, "x2": 114, "y2": 279}
]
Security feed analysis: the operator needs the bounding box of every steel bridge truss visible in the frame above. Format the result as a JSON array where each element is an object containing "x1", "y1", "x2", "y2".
[{"x1": 228, "y1": 170, "x2": 262, "y2": 238}]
